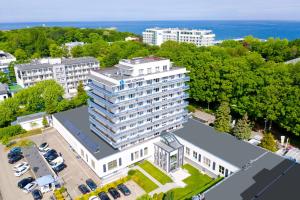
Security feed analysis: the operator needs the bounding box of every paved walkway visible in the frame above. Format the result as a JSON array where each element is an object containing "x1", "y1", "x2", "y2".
[{"x1": 133, "y1": 165, "x2": 184, "y2": 196}]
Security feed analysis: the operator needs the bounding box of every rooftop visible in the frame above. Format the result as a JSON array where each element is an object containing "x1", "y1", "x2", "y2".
[
  {"x1": 13, "y1": 112, "x2": 46, "y2": 124},
  {"x1": 120, "y1": 57, "x2": 167, "y2": 65},
  {"x1": 53, "y1": 106, "x2": 119, "y2": 160},
  {"x1": 0, "y1": 83, "x2": 8, "y2": 95},
  {"x1": 205, "y1": 152, "x2": 300, "y2": 200},
  {"x1": 173, "y1": 118, "x2": 266, "y2": 168},
  {"x1": 144, "y1": 27, "x2": 213, "y2": 32}
]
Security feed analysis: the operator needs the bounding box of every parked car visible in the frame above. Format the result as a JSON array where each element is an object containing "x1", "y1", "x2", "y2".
[
  {"x1": 22, "y1": 182, "x2": 37, "y2": 193},
  {"x1": 18, "y1": 177, "x2": 35, "y2": 189},
  {"x1": 89, "y1": 196, "x2": 100, "y2": 200},
  {"x1": 7, "y1": 151, "x2": 22, "y2": 159},
  {"x1": 53, "y1": 163, "x2": 66, "y2": 173},
  {"x1": 31, "y1": 189, "x2": 43, "y2": 200},
  {"x1": 78, "y1": 184, "x2": 90, "y2": 194},
  {"x1": 14, "y1": 165, "x2": 30, "y2": 177},
  {"x1": 13, "y1": 162, "x2": 29, "y2": 171},
  {"x1": 10, "y1": 147, "x2": 22, "y2": 154},
  {"x1": 38, "y1": 142, "x2": 49, "y2": 151},
  {"x1": 86, "y1": 179, "x2": 97, "y2": 191},
  {"x1": 8, "y1": 154, "x2": 24, "y2": 164},
  {"x1": 41, "y1": 147, "x2": 51, "y2": 155},
  {"x1": 43, "y1": 149, "x2": 57, "y2": 158},
  {"x1": 50, "y1": 156, "x2": 64, "y2": 167},
  {"x1": 98, "y1": 192, "x2": 110, "y2": 200},
  {"x1": 45, "y1": 153, "x2": 59, "y2": 162},
  {"x1": 117, "y1": 184, "x2": 131, "y2": 196},
  {"x1": 108, "y1": 188, "x2": 120, "y2": 199},
  {"x1": 40, "y1": 183, "x2": 54, "y2": 193}
]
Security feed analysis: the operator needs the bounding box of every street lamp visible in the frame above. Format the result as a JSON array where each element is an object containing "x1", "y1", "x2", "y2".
[{"x1": 264, "y1": 118, "x2": 267, "y2": 131}]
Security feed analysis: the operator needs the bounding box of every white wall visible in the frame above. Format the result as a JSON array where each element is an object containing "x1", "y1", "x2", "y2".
[
  {"x1": 20, "y1": 118, "x2": 44, "y2": 131},
  {"x1": 52, "y1": 115, "x2": 159, "y2": 179},
  {"x1": 177, "y1": 137, "x2": 240, "y2": 177},
  {"x1": 0, "y1": 94, "x2": 8, "y2": 101}
]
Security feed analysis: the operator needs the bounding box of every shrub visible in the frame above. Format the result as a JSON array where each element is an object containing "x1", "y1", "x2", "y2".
[
  {"x1": 0, "y1": 125, "x2": 26, "y2": 140},
  {"x1": 187, "y1": 105, "x2": 196, "y2": 113},
  {"x1": 128, "y1": 169, "x2": 136, "y2": 176}
]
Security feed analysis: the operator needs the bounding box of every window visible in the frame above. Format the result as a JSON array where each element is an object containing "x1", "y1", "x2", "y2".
[
  {"x1": 108, "y1": 160, "x2": 118, "y2": 170},
  {"x1": 193, "y1": 151, "x2": 197, "y2": 159},
  {"x1": 155, "y1": 66, "x2": 159, "y2": 72},
  {"x1": 140, "y1": 149, "x2": 143, "y2": 157},
  {"x1": 103, "y1": 164, "x2": 106, "y2": 172},
  {"x1": 131, "y1": 153, "x2": 134, "y2": 161},
  {"x1": 119, "y1": 158, "x2": 122, "y2": 166},
  {"x1": 129, "y1": 94, "x2": 135, "y2": 99},
  {"x1": 119, "y1": 126, "x2": 126, "y2": 131},
  {"x1": 91, "y1": 160, "x2": 95, "y2": 169},
  {"x1": 119, "y1": 106, "x2": 125, "y2": 111},
  {"x1": 198, "y1": 154, "x2": 201, "y2": 162},
  {"x1": 118, "y1": 96, "x2": 125, "y2": 101},
  {"x1": 144, "y1": 147, "x2": 148, "y2": 155},
  {"x1": 186, "y1": 147, "x2": 190, "y2": 155},
  {"x1": 119, "y1": 116, "x2": 126, "y2": 121},
  {"x1": 203, "y1": 157, "x2": 211, "y2": 167},
  {"x1": 219, "y1": 165, "x2": 225, "y2": 175},
  {"x1": 80, "y1": 149, "x2": 84, "y2": 157},
  {"x1": 147, "y1": 68, "x2": 152, "y2": 74},
  {"x1": 225, "y1": 169, "x2": 229, "y2": 177},
  {"x1": 139, "y1": 69, "x2": 144, "y2": 75},
  {"x1": 137, "y1": 81, "x2": 143, "y2": 87},
  {"x1": 134, "y1": 151, "x2": 139, "y2": 159},
  {"x1": 163, "y1": 65, "x2": 167, "y2": 71},
  {"x1": 212, "y1": 162, "x2": 216, "y2": 170}
]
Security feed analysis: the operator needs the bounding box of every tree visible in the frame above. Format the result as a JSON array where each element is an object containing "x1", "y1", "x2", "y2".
[
  {"x1": 49, "y1": 44, "x2": 67, "y2": 57},
  {"x1": 76, "y1": 81, "x2": 89, "y2": 105},
  {"x1": 214, "y1": 102, "x2": 232, "y2": 132},
  {"x1": 260, "y1": 132, "x2": 278, "y2": 152},
  {"x1": 14, "y1": 49, "x2": 27, "y2": 60},
  {"x1": 42, "y1": 115, "x2": 48, "y2": 128},
  {"x1": 0, "y1": 71, "x2": 9, "y2": 83},
  {"x1": 163, "y1": 191, "x2": 174, "y2": 200},
  {"x1": 233, "y1": 113, "x2": 252, "y2": 140}
]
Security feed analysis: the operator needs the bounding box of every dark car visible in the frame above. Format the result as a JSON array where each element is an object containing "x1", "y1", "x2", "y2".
[
  {"x1": 18, "y1": 177, "x2": 35, "y2": 189},
  {"x1": 31, "y1": 189, "x2": 43, "y2": 200},
  {"x1": 10, "y1": 147, "x2": 22, "y2": 154},
  {"x1": 108, "y1": 188, "x2": 120, "y2": 199},
  {"x1": 45, "y1": 153, "x2": 59, "y2": 162},
  {"x1": 53, "y1": 163, "x2": 66, "y2": 173},
  {"x1": 117, "y1": 184, "x2": 131, "y2": 196},
  {"x1": 7, "y1": 151, "x2": 22, "y2": 159},
  {"x1": 98, "y1": 192, "x2": 110, "y2": 200},
  {"x1": 8, "y1": 154, "x2": 23, "y2": 164},
  {"x1": 86, "y1": 179, "x2": 97, "y2": 191},
  {"x1": 43, "y1": 149, "x2": 57, "y2": 158},
  {"x1": 78, "y1": 184, "x2": 90, "y2": 194}
]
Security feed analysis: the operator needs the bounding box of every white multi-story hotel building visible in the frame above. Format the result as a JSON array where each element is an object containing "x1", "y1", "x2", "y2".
[
  {"x1": 14, "y1": 57, "x2": 99, "y2": 94},
  {"x1": 143, "y1": 28, "x2": 215, "y2": 46},
  {"x1": 0, "y1": 50, "x2": 16, "y2": 74},
  {"x1": 87, "y1": 57, "x2": 190, "y2": 149}
]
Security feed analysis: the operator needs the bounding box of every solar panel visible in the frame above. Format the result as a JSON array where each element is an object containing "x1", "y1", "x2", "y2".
[{"x1": 64, "y1": 120, "x2": 100, "y2": 153}]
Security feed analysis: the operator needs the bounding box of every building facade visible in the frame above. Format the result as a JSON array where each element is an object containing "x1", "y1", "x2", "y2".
[
  {"x1": 87, "y1": 57, "x2": 189, "y2": 149},
  {"x1": 14, "y1": 57, "x2": 99, "y2": 94},
  {"x1": 0, "y1": 83, "x2": 9, "y2": 101},
  {"x1": 0, "y1": 50, "x2": 16, "y2": 74},
  {"x1": 143, "y1": 28, "x2": 215, "y2": 46}
]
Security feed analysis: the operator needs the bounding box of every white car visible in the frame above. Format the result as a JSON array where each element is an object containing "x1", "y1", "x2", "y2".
[
  {"x1": 89, "y1": 196, "x2": 100, "y2": 200},
  {"x1": 38, "y1": 142, "x2": 49, "y2": 151},
  {"x1": 50, "y1": 157, "x2": 64, "y2": 167},
  {"x1": 41, "y1": 147, "x2": 51, "y2": 155},
  {"x1": 13, "y1": 162, "x2": 29, "y2": 171},
  {"x1": 22, "y1": 182, "x2": 37, "y2": 193},
  {"x1": 14, "y1": 165, "x2": 30, "y2": 177}
]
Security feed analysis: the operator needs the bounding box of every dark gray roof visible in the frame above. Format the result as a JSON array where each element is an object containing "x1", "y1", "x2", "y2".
[
  {"x1": 53, "y1": 106, "x2": 119, "y2": 160},
  {"x1": 0, "y1": 83, "x2": 8, "y2": 95},
  {"x1": 62, "y1": 57, "x2": 99, "y2": 65},
  {"x1": 205, "y1": 152, "x2": 300, "y2": 200},
  {"x1": 15, "y1": 112, "x2": 46, "y2": 124},
  {"x1": 173, "y1": 118, "x2": 266, "y2": 168},
  {"x1": 15, "y1": 63, "x2": 53, "y2": 71}
]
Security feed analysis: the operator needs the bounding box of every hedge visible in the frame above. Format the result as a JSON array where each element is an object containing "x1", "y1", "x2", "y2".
[{"x1": 0, "y1": 125, "x2": 26, "y2": 140}]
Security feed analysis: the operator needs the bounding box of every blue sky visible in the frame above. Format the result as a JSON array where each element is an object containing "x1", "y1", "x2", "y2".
[{"x1": 1, "y1": 0, "x2": 300, "y2": 22}]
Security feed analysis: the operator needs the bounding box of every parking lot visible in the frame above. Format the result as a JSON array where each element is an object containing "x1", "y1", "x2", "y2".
[{"x1": 29, "y1": 128, "x2": 145, "y2": 199}]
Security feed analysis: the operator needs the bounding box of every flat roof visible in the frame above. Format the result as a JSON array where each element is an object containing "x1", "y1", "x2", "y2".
[
  {"x1": 53, "y1": 106, "x2": 119, "y2": 160},
  {"x1": 205, "y1": 152, "x2": 300, "y2": 200},
  {"x1": 120, "y1": 57, "x2": 167, "y2": 65},
  {"x1": 173, "y1": 118, "x2": 266, "y2": 168}
]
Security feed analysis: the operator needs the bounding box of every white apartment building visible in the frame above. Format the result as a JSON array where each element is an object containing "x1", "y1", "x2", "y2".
[
  {"x1": 0, "y1": 50, "x2": 16, "y2": 74},
  {"x1": 87, "y1": 57, "x2": 190, "y2": 149},
  {"x1": 143, "y1": 28, "x2": 215, "y2": 47},
  {"x1": 14, "y1": 57, "x2": 99, "y2": 94}
]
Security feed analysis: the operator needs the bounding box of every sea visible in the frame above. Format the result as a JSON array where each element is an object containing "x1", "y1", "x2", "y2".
[{"x1": 0, "y1": 20, "x2": 300, "y2": 40}]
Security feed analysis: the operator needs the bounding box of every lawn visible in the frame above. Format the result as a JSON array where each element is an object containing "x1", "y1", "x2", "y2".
[
  {"x1": 139, "y1": 160, "x2": 173, "y2": 185},
  {"x1": 128, "y1": 169, "x2": 158, "y2": 193},
  {"x1": 169, "y1": 164, "x2": 223, "y2": 200}
]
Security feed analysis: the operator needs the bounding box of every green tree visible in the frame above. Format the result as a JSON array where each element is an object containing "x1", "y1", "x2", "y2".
[
  {"x1": 42, "y1": 115, "x2": 48, "y2": 128},
  {"x1": 260, "y1": 132, "x2": 278, "y2": 152},
  {"x1": 71, "y1": 45, "x2": 84, "y2": 57},
  {"x1": 214, "y1": 102, "x2": 232, "y2": 132},
  {"x1": 0, "y1": 71, "x2": 9, "y2": 83},
  {"x1": 163, "y1": 191, "x2": 174, "y2": 200},
  {"x1": 233, "y1": 113, "x2": 252, "y2": 140},
  {"x1": 49, "y1": 43, "x2": 67, "y2": 57},
  {"x1": 14, "y1": 49, "x2": 27, "y2": 60}
]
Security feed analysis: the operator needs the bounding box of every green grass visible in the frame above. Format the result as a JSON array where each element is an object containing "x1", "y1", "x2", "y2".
[
  {"x1": 129, "y1": 169, "x2": 158, "y2": 193},
  {"x1": 169, "y1": 164, "x2": 222, "y2": 200},
  {"x1": 9, "y1": 84, "x2": 23, "y2": 92},
  {"x1": 139, "y1": 160, "x2": 173, "y2": 185},
  {"x1": 10, "y1": 128, "x2": 42, "y2": 140}
]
